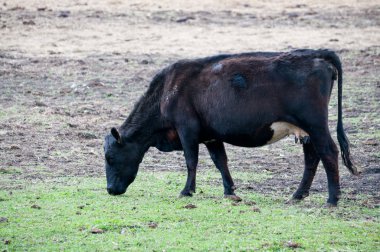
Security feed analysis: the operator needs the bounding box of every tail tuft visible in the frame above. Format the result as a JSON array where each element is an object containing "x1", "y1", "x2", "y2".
[{"x1": 337, "y1": 123, "x2": 359, "y2": 175}]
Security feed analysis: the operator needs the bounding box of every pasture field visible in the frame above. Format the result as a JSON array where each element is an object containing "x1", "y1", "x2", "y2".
[
  {"x1": 0, "y1": 0, "x2": 379, "y2": 251},
  {"x1": 0, "y1": 172, "x2": 379, "y2": 251}
]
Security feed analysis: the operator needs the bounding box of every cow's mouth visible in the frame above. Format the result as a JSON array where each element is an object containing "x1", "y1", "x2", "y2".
[{"x1": 107, "y1": 185, "x2": 126, "y2": 195}]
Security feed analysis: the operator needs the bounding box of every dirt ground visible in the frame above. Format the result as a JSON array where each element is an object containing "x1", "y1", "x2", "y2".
[{"x1": 0, "y1": 0, "x2": 379, "y2": 205}]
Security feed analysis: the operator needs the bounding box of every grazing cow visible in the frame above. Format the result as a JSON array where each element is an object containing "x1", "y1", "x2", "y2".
[{"x1": 103, "y1": 49, "x2": 357, "y2": 206}]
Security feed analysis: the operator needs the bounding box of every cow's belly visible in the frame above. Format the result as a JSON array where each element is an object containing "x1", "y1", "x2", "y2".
[{"x1": 212, "y1": 121, "x2": 309, "y2": 147}]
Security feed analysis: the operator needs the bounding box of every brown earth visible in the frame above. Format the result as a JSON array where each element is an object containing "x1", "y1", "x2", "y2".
[{"x1": 0, "y1": 0, "x2": 379, "y2": 205}]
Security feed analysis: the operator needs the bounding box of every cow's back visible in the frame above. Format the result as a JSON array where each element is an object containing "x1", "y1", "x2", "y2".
[{"x1": 160, "y1": 50, "x2": 336, "y2": 146}]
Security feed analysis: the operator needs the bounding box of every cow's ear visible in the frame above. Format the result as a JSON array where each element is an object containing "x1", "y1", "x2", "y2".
[{"x1": 111, "y1": 127, "x2": 122, "y2": 144}]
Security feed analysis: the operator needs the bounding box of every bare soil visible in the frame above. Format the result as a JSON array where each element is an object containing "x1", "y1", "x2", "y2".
[{"x1": 0, "y1": 0, "x2": 379, "y2": 205}]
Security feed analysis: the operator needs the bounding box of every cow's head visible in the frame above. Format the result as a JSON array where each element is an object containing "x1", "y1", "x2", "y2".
[{"x1": 103, "y1": 128, "x2": 142, "y2": 195}]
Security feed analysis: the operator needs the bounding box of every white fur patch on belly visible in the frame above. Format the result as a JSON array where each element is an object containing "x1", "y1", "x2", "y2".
[{"x1": 267, "y1": 122, "x2": 309, "y2": 144}]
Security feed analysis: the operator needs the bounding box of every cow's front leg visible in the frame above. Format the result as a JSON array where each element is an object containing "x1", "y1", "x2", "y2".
[
  {"x1": 177, "y1": 126, "x2": 199, "y2": 197},
  {"x1": 205, "y1": 141, "x2": 240, "y2": 201},
  {"x1": 292, "y1": 141, "x2": 320, "y2": 200}
]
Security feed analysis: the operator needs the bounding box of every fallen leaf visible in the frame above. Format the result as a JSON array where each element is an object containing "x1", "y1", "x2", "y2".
[
  {"x1": 23, "y1": 20, "x2": 36, "y2": 25},
  {"x1": 224, "y1": 195, "x2": 242, "y2": 202},
  {"x1": 147, "y1": 222, "x2": 158, "y2": 229},
  {"x1": 251, "y1": 207, "x2": 261, "y2": 213},
  {"x1": 285, "y1": 241, "x2": 301, "y2": 248},
  {"x1": 34, "y1": 101, "x2": 47, "y2": 107},
  {"x1": 183, "y1": 204, "x2": 197, "y2": 209},
  {"x1": 9, "y1": 6, "x2": 25, "y2": 11},
  {"x1": 363, "y1": 140, "x2": 378, "y2": 146},
  {"x1": 58, "y1": 11, "x2": 70, "y2": 18},
  {"x1": 176, "y1": 16, "x2": 195, "y2": 23},
  {"x1": 78, "y1": 132, "x2": 97, "y2": 139},
  {"x1": 87, "y1": 79, "x2": 105, "y2": 88},
  {"x1": 31, "y1": 204, "x2": 41, "y2": 209},
  {"x1": 287, "y1": 12, "x2": 299, "y2": 18},
  {"x1": 90, "y1": 227, "x2": 104, "y2": 234}
]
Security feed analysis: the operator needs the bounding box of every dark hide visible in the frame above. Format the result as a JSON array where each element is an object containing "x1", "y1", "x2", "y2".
[{"x1": 104, "y1": 49, "x2": 357, "y2": 206}]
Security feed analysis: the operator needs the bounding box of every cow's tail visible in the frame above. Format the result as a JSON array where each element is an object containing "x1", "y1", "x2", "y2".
[{"x1": 320, "y1": 50, "x2": 358, "y2": 175}]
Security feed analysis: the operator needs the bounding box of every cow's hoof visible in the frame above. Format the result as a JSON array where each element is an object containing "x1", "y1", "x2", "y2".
[
  {"x1": 324, "y1": 202, "x2": 338, "y2": 208},
  {"x1": 292, "y1": 191, "x2": 309, "y2": 200},
  {"x1": 224, "y1": 194, "x2": 242, "y2": 202},
  {"x1": 179, "y1": 191, "x2": 193, "y2": 198}
]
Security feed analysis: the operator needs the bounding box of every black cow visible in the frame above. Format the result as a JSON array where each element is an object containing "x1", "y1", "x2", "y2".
[{"x1": 103, "y1": 49, "x2": 357, "y2": 206}]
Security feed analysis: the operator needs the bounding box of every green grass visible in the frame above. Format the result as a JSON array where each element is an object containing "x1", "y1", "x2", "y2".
[{"x1": 0, "y1": 171, "x2": 378, "y2": 251}]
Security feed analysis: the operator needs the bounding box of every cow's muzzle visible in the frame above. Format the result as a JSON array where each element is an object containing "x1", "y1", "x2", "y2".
[{"x1": 107, "y1": 186, "x2": 126, "y2": 196}]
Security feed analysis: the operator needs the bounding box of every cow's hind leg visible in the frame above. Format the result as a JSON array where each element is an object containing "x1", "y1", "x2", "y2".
[
  {"x1": 177, "y1": 125, "x2": 199, "y2": 197},
  {"x1": 292, "y1": 142, "x2": 320, "y2": 200},
  {"x1": 205, "y1": 141, "x2": 240, "y2": 201},
  {"x1": 308, "y1": 128, "x2": 341, "y2": 206}
]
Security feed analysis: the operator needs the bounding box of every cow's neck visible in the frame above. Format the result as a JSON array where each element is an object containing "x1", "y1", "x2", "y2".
[{"x1": 120, "y1": 83, "x2": 165, "y2": 150}]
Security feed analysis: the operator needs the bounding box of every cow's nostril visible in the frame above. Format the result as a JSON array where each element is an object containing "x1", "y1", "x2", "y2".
[{"x1": 107, "y1": 187, "x2": 116, "y2": 195}]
